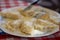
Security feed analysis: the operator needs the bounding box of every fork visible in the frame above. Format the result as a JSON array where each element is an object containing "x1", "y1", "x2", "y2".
[{"x1": 23, "y1": 0, "x2": 40, "y2": 11}]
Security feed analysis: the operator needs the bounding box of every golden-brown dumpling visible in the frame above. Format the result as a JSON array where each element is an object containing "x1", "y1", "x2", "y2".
[
  {"x1": 40, "y1": 13, "x2": 60, "y2": 24},
  {"x1": 4, "y1": 19, "x2": 23, "y2": 32},
  {"x1": 10, "y1": 19, "x2": 23, "y2": 28},
  {"x1": 17, "y1": 8, "x2": 35, "y2": 17},
  {"x1": 49, "y1": 13, "x2": 60, "y2": 24},
  {"x1": 34, "y1": 19, "x2": 59, "y2": 32},
  {"x1": 19, "y1": 20, "x2": 34, "y2": 35},
  {"x1": 1, "y1": 9, "x2": 24, "y2": 20},
  {"x1": 4, "y1": 22, "x2": 15, "y2": 32}
]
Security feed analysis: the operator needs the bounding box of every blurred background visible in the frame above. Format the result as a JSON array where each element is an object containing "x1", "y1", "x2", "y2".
[{"x1": 21, "y1": 0, "x2": 60, "y2": 13}]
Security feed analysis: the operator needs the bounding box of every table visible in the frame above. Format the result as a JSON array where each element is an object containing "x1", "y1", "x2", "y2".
[{"x1": 0, "y1": 0, "x2": 60, "y2": 40}]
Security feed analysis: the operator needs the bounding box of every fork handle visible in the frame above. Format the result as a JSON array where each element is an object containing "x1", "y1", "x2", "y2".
[{"x1": 24, "y1": 0, "x2": 39, "y2": 11}]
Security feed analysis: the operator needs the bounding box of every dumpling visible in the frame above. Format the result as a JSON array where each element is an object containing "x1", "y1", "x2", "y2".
[
  {"x1": 19, "y1": 21, "x2": 34, "y2": 35},
  {"x1": 40, "y1": 13, "x2": 60, "y2": 25},
  {"x1": 21, "y1": 10, "x2": 35, "y2": 17},
  {"x1": 34, "y1": 19, "x2": 48, "y2": 32},
  {"x1": 19, "y1": 18, "x2": 35, "y2": 35},
  {"x1": 1, "y1": 9, "x2": 24, "y2": 20},
  {"x1": 34, "y1": 24, "x2": 46, "y2": 32},
  {"x1": 34, "y1": 19, "x2": 59, "y2": 32},
  {"x1": 17, "y1": 8, "x2": 35, "y2": 17},
  {"x1": 10, "y1": 19, "x2": 23, "y2": 28},
  {"x1": 49, "y1": 13, "x2": 60, "y2": 25},
  {"x1": 4, "y1": 19, "x2": 23, "y2": 32},
  {"x1": 4, "y1": 22, "x2": 15, "y2": 32}
]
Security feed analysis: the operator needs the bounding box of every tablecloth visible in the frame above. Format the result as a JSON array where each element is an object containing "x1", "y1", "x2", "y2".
[{"x1": 0, "y1": 0, "x2": 60, "y2": 40}]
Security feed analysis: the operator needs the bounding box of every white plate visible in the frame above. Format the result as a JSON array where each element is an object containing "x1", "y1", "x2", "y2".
[{"x1": 0, "y1": 6, "x2": 60, "y2": 37}]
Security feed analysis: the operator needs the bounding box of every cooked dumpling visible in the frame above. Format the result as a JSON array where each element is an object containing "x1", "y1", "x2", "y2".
[
  {"x1": 17, "y1": 8, "x2": 35, "y2": 17},
  {"x1": 49, "y1": 13, "x2": 60, "y2": 24},
  {"x1": 4, "y1": 19, "x2": 23, "y2": 32},
  {"x1": 19, "y1": 18, "x2": 35, "y2": 35},
  {"x1": 4, "y1": 22, "x2": 15, "y2": 32},
  {"x1": 34, "y1": 24, "x2": 46, "y2": 32},
  {"x1": 1, "y1": 9, "x2": 24, "y2": 20},
  {"x1": 20, "y1": 10, "x2": 35, "y2": 17},
  {"x1": 34, "y1": 19, "x2": 59, "y2": 32},
  {"x1": 19, "y1": 21, "x2": 34, "y2": 35},
  {"x1": 10, "y1": 19, "x2": 23, "y2": 28},
  {"x1": 34, "y1": 19, "x2": 48, "y2": 32},
  {"x1": 40, "y1": 13, "x2": 60, "y2": 24}
]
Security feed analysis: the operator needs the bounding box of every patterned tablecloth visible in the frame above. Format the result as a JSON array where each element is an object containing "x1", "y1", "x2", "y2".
[{"x1": 0, "y1": 0, "x2": 60, "y2": 40}]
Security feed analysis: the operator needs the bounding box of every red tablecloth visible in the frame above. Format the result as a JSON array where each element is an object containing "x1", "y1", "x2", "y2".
[{"x1": 0, "y1": 0, "x2": 60, "y2": 40}]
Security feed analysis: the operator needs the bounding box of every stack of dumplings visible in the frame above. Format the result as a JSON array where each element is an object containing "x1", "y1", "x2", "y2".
[{"x1": 0, "y1": 6, "x2": 59, "y2": 35}]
